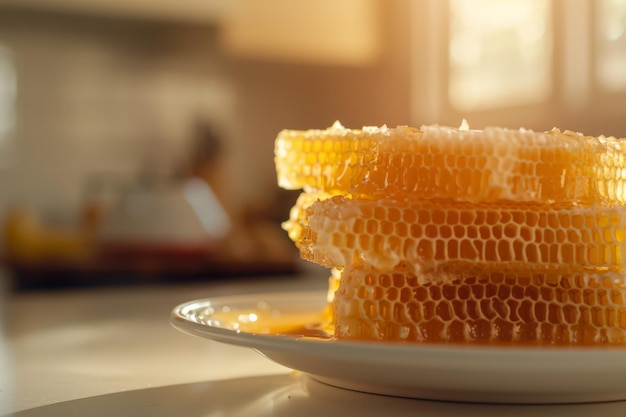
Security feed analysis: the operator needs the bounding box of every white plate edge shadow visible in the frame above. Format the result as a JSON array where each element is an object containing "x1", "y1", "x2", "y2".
[{"x1": 170, "y1": 291, "x2": 626, "y2": 404}]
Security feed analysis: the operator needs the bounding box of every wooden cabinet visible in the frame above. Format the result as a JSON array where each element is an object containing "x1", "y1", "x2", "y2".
[
  {"x1": 0, "y1": 0, "x2": 233, "y2": 23},
  {"x1": 218, "y1": 0, "x2": 382, "y2": 65},
  {"x1": 0, "y1": 0, "x2": 382, "y2": 65}
]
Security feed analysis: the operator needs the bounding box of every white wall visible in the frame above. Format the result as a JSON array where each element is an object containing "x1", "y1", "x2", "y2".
[
  {"x1": 0, "y1": 3, "x2": 417, "y2": 242},
  {"x1": 0, "y1": 11, "x2": 236, "y2": 229}
]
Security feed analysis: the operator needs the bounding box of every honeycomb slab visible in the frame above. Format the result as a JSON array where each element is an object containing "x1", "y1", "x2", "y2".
[{"x1": 274, "y1": 121, "x2": 626, "y2": 345}]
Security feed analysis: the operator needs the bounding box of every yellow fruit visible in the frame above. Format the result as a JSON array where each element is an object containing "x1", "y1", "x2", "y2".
[{"x1": 3, "y1": 207, "x2": 91, "y2": 261}]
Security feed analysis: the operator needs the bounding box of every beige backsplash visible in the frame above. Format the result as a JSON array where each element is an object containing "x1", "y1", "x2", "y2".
[
  {"x1": 0, "y1": 4, "x2": 414, "y2": 241},
  {"x1": 0, "y1": 11, "x2": 238, "y2": 231}
]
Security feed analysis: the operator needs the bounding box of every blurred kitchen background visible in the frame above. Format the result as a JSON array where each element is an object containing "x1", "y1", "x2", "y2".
[{"x1": 0, "y1": 0, "x2": 624, "y2": 289}]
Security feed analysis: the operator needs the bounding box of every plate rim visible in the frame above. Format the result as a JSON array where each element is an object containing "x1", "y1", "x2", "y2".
[
  {"x1": 170, "y1": 290, "x2": 626, "y2": 372},
  {"x1": 170, "y1": 290, "x2": 626, "y2": 403}
]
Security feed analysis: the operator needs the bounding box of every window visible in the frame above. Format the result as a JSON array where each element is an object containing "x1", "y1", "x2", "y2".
[
  {"x1": 0, "y1": 44, "x2": 16, "y2": 165},
  {"x1": 448, "y1": 0, "x2": 552, "y2": 111},
  {"x1": 411, "y1": 0, "x2": 626, "y2": 133},
  {"x1": 596, "y1": 0, "x2": 626, "y2": 91}
]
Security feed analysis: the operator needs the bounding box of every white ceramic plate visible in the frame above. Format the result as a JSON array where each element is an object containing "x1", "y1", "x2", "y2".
[{"x1": 170, "y1": 291, "x2": 626, "y2": 404}]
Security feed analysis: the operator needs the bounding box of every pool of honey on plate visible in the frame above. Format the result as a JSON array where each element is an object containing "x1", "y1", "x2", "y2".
[{"x1": 204, "y1": 305, "x2": 335, "y2": 340}]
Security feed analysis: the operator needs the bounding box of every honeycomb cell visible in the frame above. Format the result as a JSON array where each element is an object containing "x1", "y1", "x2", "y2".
[
  {"x1": 300, "y1": 196, "x2": 626, "y2": 272},
  {"x1": 333, "y1": 265, "x2": 626, "y2": 345},
  {"x1": 274, "y1": 121, "x2": 380, "y2": 193},
  {"x1": 281, "y1": 191, "x2": 326, "y2": 244},
  {"x1": 275, "y1": 122, "x2": 626, "y2": 205},
  {"x1": 275, "y1": 122, "x2": 626, "y2": 346}
]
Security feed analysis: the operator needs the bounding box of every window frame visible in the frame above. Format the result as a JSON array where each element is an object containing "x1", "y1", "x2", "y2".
[{"x1": 410, "y1": 0, "x2": 626, "y2": 135}]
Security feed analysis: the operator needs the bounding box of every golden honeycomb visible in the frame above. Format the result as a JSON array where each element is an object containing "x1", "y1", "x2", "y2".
[
  {"x1": 334, "y1": 265, "x2": 626, "y2": 345},
  {"x1": 275, "y1": 122, "x2": 626, "y2": 205},
  {"x1": 274, "y1": 122, "x2": 626, "y2": 345},
  {"x1": 281, "y1": 191, "x2": 333, "y2": 246},
  {"x1": 354, "y1": 126, "x2": 594, "y2": 204},
  {"x1": 299, "y1": 196, "x2": 626, "y2": 273},
  {"x1": 274, "y1": 121, "x2": 380, "y2": 193}
]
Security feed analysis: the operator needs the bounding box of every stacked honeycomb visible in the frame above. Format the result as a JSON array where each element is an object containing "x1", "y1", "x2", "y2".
[{"x1": 274, "y1": 121, "x2": 626, "y2": 345}]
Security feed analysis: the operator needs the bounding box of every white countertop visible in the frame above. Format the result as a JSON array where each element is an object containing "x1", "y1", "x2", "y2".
[{"x1": 2, "y1": 266, "x2": 626, "y2": 417}]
